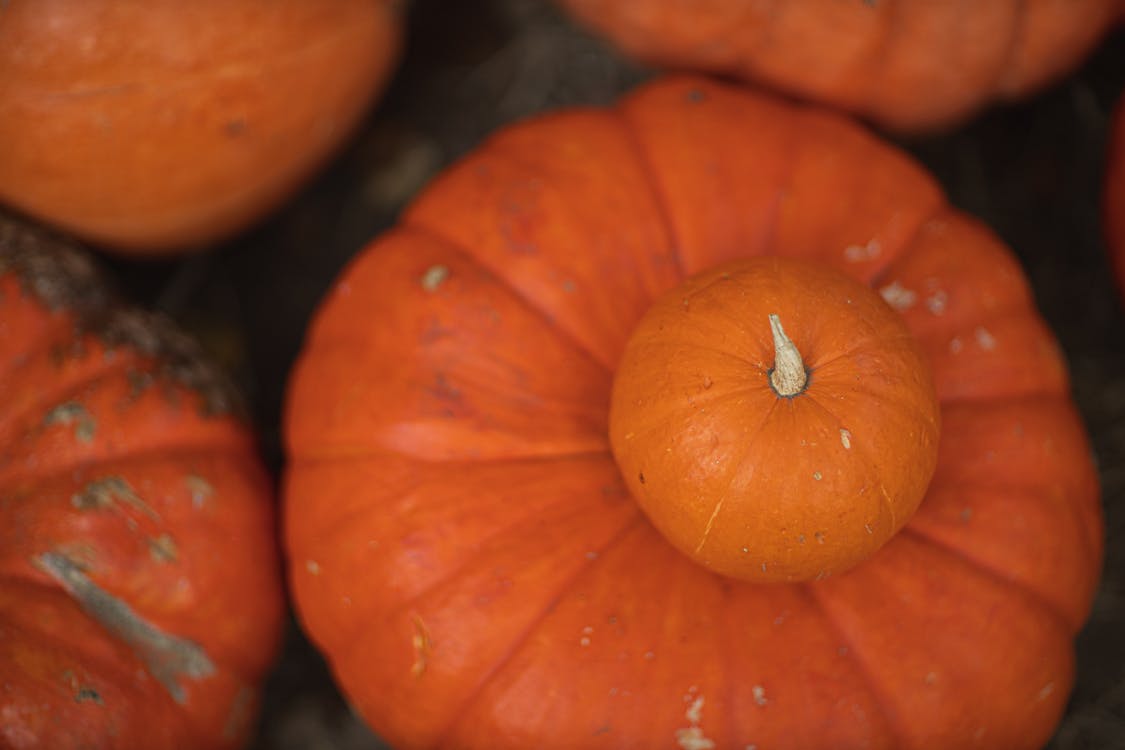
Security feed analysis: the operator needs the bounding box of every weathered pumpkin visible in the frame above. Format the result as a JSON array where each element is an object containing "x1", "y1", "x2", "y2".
[
  {"x1": 285, "y1": 77, "x2": 1102, "y2": 749},
  {"x1": 557, "y1": 0, "x2": 1122, "y2": 132},
  {"x1": 0, "y1": 0, "x2": 403, "y2": 255},
  {"x1": 1105, "y1": 91, "x2": 1125, "y2": 298},
  {"x1": 0, "y1": 214, "x2": 284, "y2": 748}
]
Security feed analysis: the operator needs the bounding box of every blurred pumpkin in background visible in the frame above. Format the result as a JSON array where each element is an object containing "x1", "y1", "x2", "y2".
[
  {"x1": 284, "y1": 76, "x2": 1103, "y2": 749},
  {"x1": 0, "y1": 0, "x2": 403, "y2": 255},
  {"x1": 557, "y1": 0, "x2": 1123, "y2": 132},
  {"x1": 0, "y1": 213, "x2": 284, "y2": 748}
]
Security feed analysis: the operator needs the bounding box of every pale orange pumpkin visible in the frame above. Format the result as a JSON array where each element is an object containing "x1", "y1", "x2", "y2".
[
  {"x1": 0, "y1": 0, "x2": 403, "y2": 255},
  {"x1": 285, "y1": 76, "x2": 1102, "y2": 749},
  {"x1": 557, "y1": 0, "x2": 1123, "y2": 131}
]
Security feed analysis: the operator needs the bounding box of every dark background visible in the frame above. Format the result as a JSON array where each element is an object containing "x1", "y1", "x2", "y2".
[{"x1": 94, "y1": 1, "x2": 1125, "y2": 747}]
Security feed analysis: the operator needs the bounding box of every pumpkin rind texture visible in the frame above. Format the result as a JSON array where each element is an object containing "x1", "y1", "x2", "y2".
[
  {"x1": 0, "y1": 215, "x2": 284, "y2": 748},
  {"x1": 1106, "y1": 91, "x2": 1125, "y2": 298},
  {"x1": 0, "y1": 0, "x2": 403, "y2": 254},
  {"x1": 610, "y1": 256, "x2": 941, "y2": 582},
  {"x1": 285, "y1": 77, "x2": 1103, "y2": 749},
  {"x1": 557, "y1": 0, "x2": 1121, "y2": 131}
]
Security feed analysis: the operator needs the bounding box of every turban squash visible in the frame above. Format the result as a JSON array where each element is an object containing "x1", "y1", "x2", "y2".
[
  {"x1": 284, "y1": 76, "x2": 1103, "y2": 749},
  {"x1": 557, "y1": 0, "x2": 1122, "y2": 132},
  {"x1": 0, "y1": 215, "x2": 284, "y2": 748},
  {"x1": 0, "y1": 0, "x2": 403, "y2": 255}
]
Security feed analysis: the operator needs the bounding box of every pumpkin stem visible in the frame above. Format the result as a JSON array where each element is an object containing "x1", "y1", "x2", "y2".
[{"x1": 768, "y1": 314, "x2": 807, "y2": 397}]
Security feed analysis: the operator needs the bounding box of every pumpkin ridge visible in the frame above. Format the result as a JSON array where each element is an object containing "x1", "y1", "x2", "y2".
[
  {"x1": 362, "y1": 485, "x2": 642, "y2": 641},
  {"x1": 398, "y1": 221, "x2": 614, "y2": 374},
  {"x1": 801, "y1": 583, "x2": 903, "y2": 747},
  {"x1": 0, "y1": 438, "x2": 252, "y2": 498},
  {"x1": 423, "y1": 515, "x2": 648, "y2": 748},
  {"x1": 863, "y1": 203, "x2": 959, "y2": 293},
  {"x1": 694, "y1": 397, "x2": 782, "y2": 557},
  {"x1": 927, "y1": 398, "x2": 1103, "y2": 581},
  {"x1": 621, "y1": 77, "x2": 801, "y2": 276},
  {"x1": 608, "y1": 108, "x2": 687, "y2": 282},
  {"x1": 796, "y1": 390, "x2": 905, "y2": 532},
  {"x1": 896, "y1": 522, "x2": 1079, "y2": 633}
]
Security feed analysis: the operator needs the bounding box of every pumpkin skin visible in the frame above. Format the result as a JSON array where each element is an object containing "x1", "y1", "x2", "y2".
[
  {"x1": 557, "y1": 0, "x2": 1121, "y2": 132},
  {"x1": 285, "y1": 77, "x2": 1103, "y2": 749},
  {"x1": 0, "y1": 215, "x2": 284, "y2": 748},
  {"x1": 1105, "y1": 92, "x2": 1125, "y2": 298},
  {"x1": 610, "y1": 257, "x2": 940, "y2": 583},
  {"x1": 0, "y1": 0, "x2": 402, "y2": 255}
]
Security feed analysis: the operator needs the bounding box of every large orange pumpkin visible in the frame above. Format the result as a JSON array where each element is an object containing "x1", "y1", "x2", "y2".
[
  {"x1": 0, "y1": 0, "x2": 403, "y2": 255},
  {"x1": 0, "y1": 214, "x2": 284, "y2": 748},
  {"x1": 557, "y1": 0, "x2": 1122, "y2": 132},
  {"x1": 285, "y1": 77, "x2": 1102, "y2": 749},
  {"x1": 1105, "y1": 91, "x2": 1125, "y2": 298}
]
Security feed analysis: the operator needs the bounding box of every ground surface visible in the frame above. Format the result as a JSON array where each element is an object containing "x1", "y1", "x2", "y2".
[{"x1": 98, "y1": 2, "x2": 1125, "y2": 748}]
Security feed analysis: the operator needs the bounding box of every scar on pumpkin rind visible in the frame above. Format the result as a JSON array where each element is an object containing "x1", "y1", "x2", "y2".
[
  {"x1": 0, "y1": 210, "x2": 242, "y2": 417},
  {"x1": 34, "y1": 552, "x2": 216, "y2": 704}
]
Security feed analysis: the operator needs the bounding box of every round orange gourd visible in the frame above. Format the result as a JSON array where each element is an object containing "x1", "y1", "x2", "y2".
[
  {"x1": 557, "y1": 0, "x2": 1122, "y2": 132},
  {"x1": 0, "y1": 214, "x2": 284, "y2": 748},
  {"x1": 611, "y1": 257, "x2": 940, "y2": 582},
  {"x1": 1105, "y1": 91, "x2": 1125, "y2": 298},
  {"x1": 0, "y1": 0, "x2": 403, "y2": 255},
  {"x1": 285, "y1": 77, "x2": 1103, "y2": 749}
]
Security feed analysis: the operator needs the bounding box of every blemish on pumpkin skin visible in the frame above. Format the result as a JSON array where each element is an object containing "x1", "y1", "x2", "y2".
[
  {"x1": 420, "y1": 265, "x2": 449, "y2": 291},
  {"x1": 305, "y1": 560, "x2": 321, "y2": 576},
  {"x1": 44, "y1": 401, "x2": 97, "y2": 444},
  {"x1": 185, "y1": 474, "x2": 213, "y2": 508},
  {"x1": 72, "y1": 476, "x2": 159, "y2": 522},
  {"x1": 62, "y1": 670, "x2": 104, "y2": 705},
  {"x1": 1037, "y1": 682, "x2": 1055, "y2": 701},
  {"x1": 676, "y1": 690, "x2": 714, "y2": 750},
  {"x1": 840, "y1": 428, "x2": 851, "y2": 450},
  {"x1": 148, "y1": 533, "x2": 179, "y2": 563},
  {"x1": 879, "y1": 281, "x2": 916, "y2": 311},
  {"x1": 751, "y1": 685, "x2": 768, "y2": 706},
  {"x1": 974, "y1": 326, "x2": 997, "y2": 351},
  {"x1": 844, "y1": 239, "x2": 881, "y2": 263},
  {"x1": 35, "y1": 552, "x2": 215, "y2": 704},
  {"x1": 410, "y1": 614, "x2": 431, "y2": 678}
]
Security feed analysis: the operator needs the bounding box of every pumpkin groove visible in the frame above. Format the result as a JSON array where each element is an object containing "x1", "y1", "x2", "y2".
[{"x1": 285, "y1": 76, "x2": 1102, "y2": 749}]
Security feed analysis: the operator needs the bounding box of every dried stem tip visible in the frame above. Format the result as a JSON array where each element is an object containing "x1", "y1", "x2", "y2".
[{"x1": 768, "y1": 314, "x2": 807, "y2": 397}]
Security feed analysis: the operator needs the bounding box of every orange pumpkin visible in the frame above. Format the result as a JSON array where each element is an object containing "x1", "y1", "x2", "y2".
[
  {"x1": 611, "y1": 256, "x2": 940, "y2": 582},
  {"x1": 285, "y1": 77, "x2": 1102, "y2": 749},
  {"x1": 0, "y1": 214, "x2": 284, "y2": 748},
  {"x1": 0, "y1": 0, "x2": 403, "y2": 255},
  {"x1": 1106, "y1": 91, "x2": 1125, "y2": 298},
  {"x1": 557, "y1": 0, "x2": 1122, "y2": 132}
]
